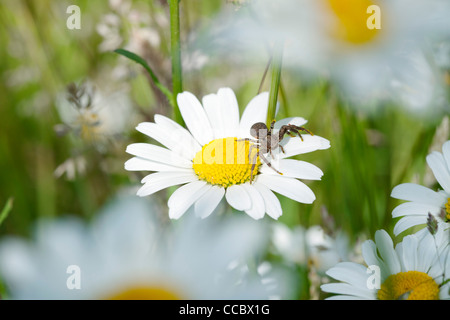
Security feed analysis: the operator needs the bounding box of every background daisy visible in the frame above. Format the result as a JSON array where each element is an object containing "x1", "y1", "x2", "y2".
[
  {"x1": 0, "y1": 194, "x2": 285, "y2": 300},
  {"x1": 321, "y1": 229, "x2": 450, "y2": 300},
  {"x1": 391, "y1": 140, "x2": 450, "y2": 236},
  {"x1": 203, "y1": 0, "x2": 450, "y2": 114},
  {"x1": 125, "y1": 87, "x2": 330, "y2": 220}
]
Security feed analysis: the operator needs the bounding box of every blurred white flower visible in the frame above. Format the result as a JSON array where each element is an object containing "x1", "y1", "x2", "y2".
[
  {"x1": 0, "y1": 195, "x2": 285, "y2": 300},
  {"x1": 96, "y1": 13, "x2": 123, "y2": 52},
  {"x1": 125, "y1": 88, "x2": 330, "y2": 220},
  {"x1": 391, "y1": 140, "x2": 450, "y2": 236},
  {"x1": 389, "y1": 49, "x2": 448, "y2": 116},
  {"x1": 54, "y1": 156, "x2": 87, "y2": 181},
  {"x1": 56, "y1": 81, "x2": 135, "y2": 146},
  {"x1": 208, "y1": 0, "x2": 450, "y2": 113},
  {"x1": 434, "y1": 41, "x2": 450, "y2": 70},
  {"x1": 96, "y1": 0, "x2": 165, "y2": 55},
  {"x1": 321, "y1": 229, "x2": 450, "y2": 300},
  {"x1": 271, "y1": 223, "x2": 355, "y2": 274}
]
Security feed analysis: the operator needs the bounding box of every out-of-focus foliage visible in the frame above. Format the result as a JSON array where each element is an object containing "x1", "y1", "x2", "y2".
[{"x1": 0, "y1": 0, "x2": 449, "y2": 300}]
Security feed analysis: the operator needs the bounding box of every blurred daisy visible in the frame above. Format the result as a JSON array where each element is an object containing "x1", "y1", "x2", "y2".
[
  {"x1": 56, "y1": 82, "x2": 135, "y2": 147},
  {"x1": 391, "y1": 140, "x2": 450, "y2": 236},
  {"x1": 271, "y1": 223, "x2": 353, "y2": 274},
  {"x1": 210, "y1": 0, "x2": 450, "y2": 112},
  {"x1": 0, "y1": 195, "x2": 281, "y2": 300},
  {"x1": 125, "y1": 88, "x2": 330, "y2": 220},
  {"x1": 321, "y1": 229, "x2": 450, "y2": 300}
]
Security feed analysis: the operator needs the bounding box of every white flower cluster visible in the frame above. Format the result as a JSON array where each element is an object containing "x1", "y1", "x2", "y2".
[{"x1": 322, "y1": 140, "x2": 450, "y2": 300}]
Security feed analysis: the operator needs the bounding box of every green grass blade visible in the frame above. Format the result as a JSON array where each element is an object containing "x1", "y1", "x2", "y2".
[
  {"x1": 0, "y1": 198, "x2": 13, "y2": 227},
  {"x1": 114, "y1": 48, "x2": 174, "y2": 107},
  {"x1": 267, "y1": 44, "x2": 283, "y2": 127}
]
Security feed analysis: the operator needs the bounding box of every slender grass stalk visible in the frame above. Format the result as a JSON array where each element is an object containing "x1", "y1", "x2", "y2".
[
  {"x1": 279, "y1": 80, "x2": 290, "y2": 117},
  {"x1": 0, "y1": 198, "x2": 13, "y2": 227},
  {"x1": 266, "y1": 44, "x2": 283, "y2": 128},
  {"x1": 257, "y1": 56, "x2": 272, "y2": 94},
  {"x1": 170, "y1": 0, "x2": 184, "y2": 125}
]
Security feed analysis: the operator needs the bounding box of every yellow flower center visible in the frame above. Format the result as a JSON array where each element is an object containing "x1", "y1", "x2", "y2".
[
  {"x1": 325, "y1": 0, "x2": 380, "y2": 45},
  {"x1": 192, "y1": 138, "x2": 261, "y2": 188},
  {"x1": 106, "y1": 286, "x2": 182, "y2": 300},
  {"x1": 445, "y1": 198, "x2": 450, "y2": 222},
  {"x1": 377, "y1": 271, "x2": 440, "y2": 300},
  {"x1": 77, "y1": 111, "x2": 101, "y2": 142}
]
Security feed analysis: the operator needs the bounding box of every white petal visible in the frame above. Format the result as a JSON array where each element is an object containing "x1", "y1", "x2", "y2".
[
  {"x1": 126, "y1": 143, "x2": 193, "y2": 168},
  {"x1": 252, "y1": 182, "x2": 282, "y2": 219},
  {"x1": 392, "y1": 202, "x2": 442, "y2": 218},
  {"x1": 239, "y1": 92, "x2": 269, "y2": 138},
  {"x1": 177, "y1": 91, "x2": 214, "y2": 146},
  {"x1": 168, "y1": 181, "x2": 210, "y2": 219},
  {"x1": 217, "y1": 88, "x2": 240, "y2": 137},
  {"x1": 393, "y1": 216, "x2": 427, "y2": 236},
  {"x1": 279, "y1": 135, "x2": 330, "y2": 159},
  {"x1": 194, "y1": 186, "x2": 225, "y2": 219},
  {"x1": 416, "y1": 232, "x2": 441, "y2": 276},
  {"x1": 153, "y1": 114, "x2": 202, "y2": 158},
  {"x1": 136, "y1": 122, "x2": 199, "y2": 159},
  {"x1": 320, "y1": 283, "x2": 375, "y2": 300},
  {"x1": 241, "y1": 184, "x2": 265, "y2": 220},
  {"x1": 398, "y1": 235, "x2": 418, "y2": 272},
  {"x1": 260, "y1": 159, "x2": 323, "y2": 180},
  {"x1": 137, "y1": 171, "x2": 198, "y2": 197},
  {"x1": 325, "y1": 262, "x2": 372, "y2": 289},
  {"x1": 442, "y1": 140, "x2": 450, "y2": 171},
  {"x1": 391, "y1": 183, "x2": 447, "y2": 206},
  {"x1": 256, "y1": 174, "x2": 316, "y2": 204},
  {"x1": 225, "y1": 184, "x2": 252, "y2": 211},
  {"x1": 203, "y1": 93, "x2": 224, "y2": 139},
  {"x1": 125, "y1": 157, "x2": 190, "y2": 172},
  {"x1": 361, "y1": 240, "x2": 388, "y2": 277},
  {"x1": 273, "y1": 117, "x2": 308, "y2": 129},
  {"x1": 374, "y1": 230, "x2": 401, "y2": 275},
  {"x1": 426, "y1": 151, "x2": 450, "y2": 194}
]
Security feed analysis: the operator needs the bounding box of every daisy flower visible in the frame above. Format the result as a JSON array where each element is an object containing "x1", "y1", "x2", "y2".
[
  {"x1": 125, "y1": 88, "x2": 330, "y2": 220},
  {"x1": 0, "y1": 194, "x2": 284, "y2": 300},
  {"x1": 209, "y1": 0, "x2": 450, "y2": 112},
  {"x1": 56, "y1": 81, "x2": 135, "y2": 146},
  {"x1": 271, "y1": 223, "x2": 354, "y2": 274},
  {"x1": 321, "y1": 229, "x2": 450, "y2": 300},
  {"x1": 391, "y1": 140, "x2": 450, "y2": 236}
]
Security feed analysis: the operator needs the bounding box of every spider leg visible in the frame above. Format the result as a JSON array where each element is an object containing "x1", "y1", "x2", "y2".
[
  {"x1": 248, "y1": 144, "x2": 260, "y2": 183},
  {"x1": 270, "y1": 119, "x2": 276, "y2": 132},
  {"x1": 290, "y1": 126, "x2": 314, "y2": 141},
  {"x1": 298, "y1": 126, "x2": 314, "y2": 136},
  {"x1": 249, "y1": 151, "x2": 259, "y2": 184},
  {"x1": 260, "y1": 153, "x2": 283, "y2": 175},
  {"x1": 237, "y1": 138, "x2": 259, "y2": 143},
  {"x1": 279, "y1": 144, "x2": 285, "y2": 153},
  {"x1": 248, "y1": 144, "x2": 258, "y2": 163},
  {"x1": 288, "y1": 128, "x2": 304, "y2": 141}
]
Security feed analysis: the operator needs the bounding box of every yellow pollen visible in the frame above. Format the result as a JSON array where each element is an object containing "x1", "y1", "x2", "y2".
[
  {"x1": 106, "y1": 286, "x2": 182, "y2": 300},
  {"x1": 192, "y1": 138, "x2": 261, "y2": 188},
  {"x1": 77, "y1": 111, "x2": 101, "y2": 142},
  {"x1": 445, "y1": 198, "x2": 450, "y2": 222},
  {"x1": 325, "y1": 0, "x2": 380, "y2": 45},
  {"x1": 377, "y1": 271, "x2": 440, "y2": 300}
]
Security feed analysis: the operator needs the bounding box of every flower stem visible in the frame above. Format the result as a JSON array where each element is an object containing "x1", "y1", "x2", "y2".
[
  {"x1": 170, "y1": 0, "x2": 184, "y2": 125},
  {"x1": 266, "y1": 43, "x2": 283, "y2": 128}
]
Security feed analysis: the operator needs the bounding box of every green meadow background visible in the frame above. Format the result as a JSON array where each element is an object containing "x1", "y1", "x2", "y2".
[{"x1": 0, "y1": 0, "x2": 448, "y2": 298}]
